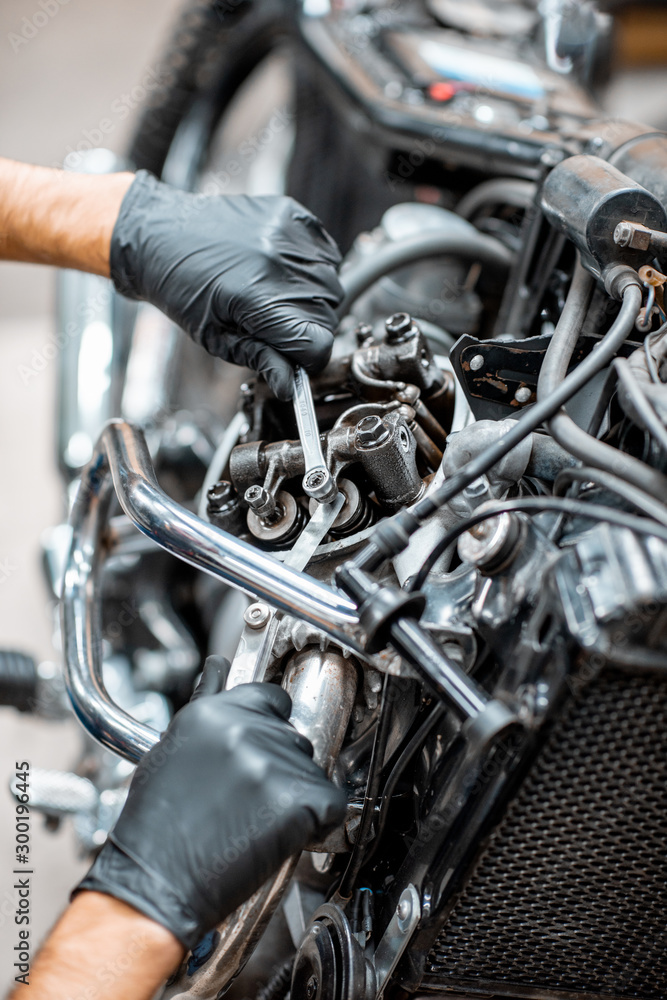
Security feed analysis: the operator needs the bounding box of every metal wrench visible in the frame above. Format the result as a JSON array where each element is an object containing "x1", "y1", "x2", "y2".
[
  {"x1": 225, "y1": 490, "x2": 345, "y2": 687},
  {"x1": 292, "y1": 365, "x2": 337, "y2": 503}
]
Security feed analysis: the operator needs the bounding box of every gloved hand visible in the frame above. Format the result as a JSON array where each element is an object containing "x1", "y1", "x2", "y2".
[
  {"x1": 110, "y1": 172, "x2": 343, "y2": 400},
  {"x1": 75, "y1": 657, "x2": 347, "y2": 950}
]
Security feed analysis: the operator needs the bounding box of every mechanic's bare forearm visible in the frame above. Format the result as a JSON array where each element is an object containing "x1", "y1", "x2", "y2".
[
  {"x1": 0, "y1": 158, "x2": 133, "y2": 276},
  {"x1": 7, "y1": 891, "x2": 184, "y2": 999}
]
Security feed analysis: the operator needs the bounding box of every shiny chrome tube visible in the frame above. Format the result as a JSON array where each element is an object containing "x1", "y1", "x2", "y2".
[{"x1": 62, "y1": 419, "x2": 360, "y2": 763}]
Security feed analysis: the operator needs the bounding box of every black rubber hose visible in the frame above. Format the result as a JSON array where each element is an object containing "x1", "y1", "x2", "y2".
[
  {"x1": 537, "y1": 260, "x2": 594, "y2": 390},
  {"x1": 337, "y1": 673, "x2": 394, "y2": 900},
  {"x1": 614, "y1": 356, "x2": 667, "y2": 453},
  {"x1": 337, "y1": 231, "x2": 514, "y2": 318},
  {"x1": 456, "y1": 178, "x2": 536, "y2": 220},
  {"x1": 554, "y1": 466, "x2": 667, "y2": 526},
  {"x1": 537, "y1": 263, "x2": 667, "y2": 501},
  {"x1": 423, "y1": 281, "x2": 644, "y2": 512},
  {"x1": 360, "y1": 704, "x2": 446, "y2": 871},
  {"x1": 409, "y1": 495, "x2": 667, "y2": 593}
]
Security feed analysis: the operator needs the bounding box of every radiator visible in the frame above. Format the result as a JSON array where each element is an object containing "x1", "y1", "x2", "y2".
[{"x1": 420, "y1": 671, "x2": 667, "y2": 999}]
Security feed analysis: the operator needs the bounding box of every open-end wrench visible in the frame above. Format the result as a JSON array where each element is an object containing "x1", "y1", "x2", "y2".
[{"x1": 293, "y1": 366, "x2": 337, "y2": 503}]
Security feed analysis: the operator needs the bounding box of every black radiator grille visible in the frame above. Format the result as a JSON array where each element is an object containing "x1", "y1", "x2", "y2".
[{"x1": 422, "y1": 672, "x2": 667, "y2": 999}]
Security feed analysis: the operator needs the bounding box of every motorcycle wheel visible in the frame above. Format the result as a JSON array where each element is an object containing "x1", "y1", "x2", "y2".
[{"x1": 127, "y1": 0, "x2": 392, "y2": 248}]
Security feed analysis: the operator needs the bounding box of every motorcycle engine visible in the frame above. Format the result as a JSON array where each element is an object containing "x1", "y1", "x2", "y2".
[{"x1": 157, "y1": 185, "x2": 667, "y2": 999}]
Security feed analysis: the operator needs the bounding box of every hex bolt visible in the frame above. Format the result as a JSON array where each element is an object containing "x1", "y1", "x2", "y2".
[
  {"x1": 614, "y1": 222, "x2": 633, "y2": 248},
  {"x1": 304, "y1": 469, "x2": 326, "y2": 491},
  {"x1": 243, "y1": 603, "x2": 271, "y2": 630},
  {"x1": 385, "y1": 311, "x2": 414, "y2": 343},
  {"x1": 463, "y1": 477, "x2": 488, "y2": 500},
  {"x1": 613, "y1": 220, "x2": 652, "y2": 251},
  {"x1": 514, "y1": 386, "x2": 532, "y2": 404},
  {"x1": 245, "y1": 485, "x2": 267, "y2": 507},
  {"x1": 355, "y1": 414, "x2": 391, "y2": 448},
  {"x1": 207, "y1": 480, "x2": 243, "y2": 533},
  {"x1": 207, "y1": 481, "x2": 236, "y2": 512},
  {"x1": 355, "y1": 322, "x2": 373, "y2": 347},
  {"x1": 244, "y1": 484, "x2": 279, "y2": 521},
  {"x1": 470, "y1": 354, "x2": 485, "y2": 371}
]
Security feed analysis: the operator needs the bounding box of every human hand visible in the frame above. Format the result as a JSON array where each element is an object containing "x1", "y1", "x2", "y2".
[
  {"x1": 110, "y1": 172, "x2": 343, "y2": 400},
  {"x1": 76, "y1": 658, "x2": 347, "y2": 949}
]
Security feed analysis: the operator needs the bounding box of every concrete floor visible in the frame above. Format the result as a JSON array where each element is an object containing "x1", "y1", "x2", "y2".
[{"x1": 0, "y1": 0, "x2": 666, "y2": 992}]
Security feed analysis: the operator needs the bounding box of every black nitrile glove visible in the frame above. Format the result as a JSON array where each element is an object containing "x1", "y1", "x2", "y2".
[
  {"x1": 110, "y1": 171, "x2": 343, "y2": 400},
  {"x1": 76, "y1": 658, "x2": 347, "y2": 949}
]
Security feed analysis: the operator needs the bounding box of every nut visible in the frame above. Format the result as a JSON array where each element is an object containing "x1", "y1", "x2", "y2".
[
  {"x1": 304, "y1": 470, "x2": 326, "y2": 490},
  {"x1": 385, "y1": 311, "x2": 414, "y2": 343},
  {"x1": 613, "y1": 221, "x2": 652, "y2": 251},
  {"x1": 302, "y1": 466, "x2": 337, "y2": 503},
  {"x1": 355, "y1": 415, "x2": 390, "y2": 448},
  {"x1": 244, "y1": 485, "x2": 278, "y2": 521}
]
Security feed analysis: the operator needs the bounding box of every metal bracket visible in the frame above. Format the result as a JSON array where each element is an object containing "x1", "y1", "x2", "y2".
[
  {"x1": 451, "y1": 332, "x2": 640, "y2": 422},
  {"x1": 373, "y1": 884, "x2": 421, "y2": 997}
]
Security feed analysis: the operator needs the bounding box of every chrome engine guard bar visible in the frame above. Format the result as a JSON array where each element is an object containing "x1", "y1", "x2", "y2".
[{"x1": 61, "y1": 419, "x2": 361, "y2": 763}]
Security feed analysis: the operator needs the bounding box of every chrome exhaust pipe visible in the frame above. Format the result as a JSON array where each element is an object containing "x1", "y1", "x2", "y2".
[{"x1": 62, "y1": 419, "x2": 361, "y2": 763}]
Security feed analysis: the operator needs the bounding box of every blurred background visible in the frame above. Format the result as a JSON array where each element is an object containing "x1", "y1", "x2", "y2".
[{"x1": 0, "y1": 0, "x2": 666, "y2": 987}]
